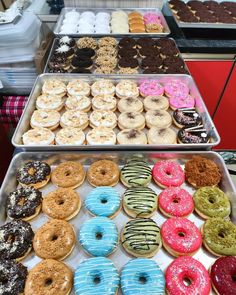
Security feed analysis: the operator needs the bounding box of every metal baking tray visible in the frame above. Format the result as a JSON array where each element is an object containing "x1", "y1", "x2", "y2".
[
  {"x1": 168, "y1": 0, "x2": 236, "y2": 29},
  {"x1": 0, "y1": 151, "x2": 235, "y2": 295},
  {"x1": 12, "y1": 73, "x2": 220, "y2": 151},
  {"x1": 44, "y1": 37, "x2": 189, "y2": 74},
  {"x1": 53, "y1": 7, "x2": 171, "y2": 37}
]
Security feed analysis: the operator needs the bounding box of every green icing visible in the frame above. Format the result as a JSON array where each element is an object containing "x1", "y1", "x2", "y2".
[
  {"x1": 203, "y1": 217, "x2": 236, "y2": 256},
  {"x1": 194, "y1": 187, "x2": 231, "y2": 218}
]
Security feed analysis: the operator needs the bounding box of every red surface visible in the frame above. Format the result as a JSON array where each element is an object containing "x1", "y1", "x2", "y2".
[
  {"x1": 186, "y1": 60, "x2": 233, "y2": 116},
  {"x1": 214, "y1": 64, "x2": 236, "y2": 149}
]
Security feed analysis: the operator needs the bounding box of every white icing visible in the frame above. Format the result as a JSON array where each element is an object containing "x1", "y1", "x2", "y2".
[
  {"x1": 201, "y1": 132, "x2": 207, "y2": 138},
  {"x1": 56, "y1": 45, "x2": 70, "y2": 53}
]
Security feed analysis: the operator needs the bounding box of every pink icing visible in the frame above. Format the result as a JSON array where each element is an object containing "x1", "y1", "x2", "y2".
[
  {"x1": 166, "y1": 256, "x2": 211, "y2": 295},
  {"x1": 164, "y1": 80, "x2": 189, "y2": 98},
  {"x1": 152, "y1": 160, "x2": 185, "y2": 187},
  {"x1": 139, "y1": 80, "x2": 164, "y2": 97},
  {"x1": 161, "y1": 217, "x2": 202, "y2": 255},
  {"x1": 169, "y1": 95, "x2": 195, "y2": 109},
  {"x1": 144, "y1": 13, "x2": 162, "y2": 24},
  {"x1": 159, "y1": 187, "x2": 194, "y2": 217}
]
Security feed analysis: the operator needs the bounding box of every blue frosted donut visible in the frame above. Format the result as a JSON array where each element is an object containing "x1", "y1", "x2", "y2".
[
  {"x1": 121, "y1": 258, "x2": 165, "y2": 295},
  {"x1": 74, "y1": 257, "x2": 119, "y2": 295},
  {"x1": 79, "y1": 217, "x2": 118, "y2": 256},
  {"x1": 85, "y1": 187, "x2": 121, "y2": 218}
]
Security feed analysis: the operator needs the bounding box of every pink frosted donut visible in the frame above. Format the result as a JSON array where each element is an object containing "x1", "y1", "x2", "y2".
[
  {"x1": 161, "y1": 217, "x2": 202, "y2": 256},
  {"x1": 166, "y1": 256, "x2": 211, "y2": 295},
  {"x1": 164, "y1": 80, "x2": 189, "y2": 99},
  {"x1": 139, "y1": 80, "x2": 164, "y2": 97},
  {"x1": 144, "y1": 13, "x2": 161, "y2": 24},
  {"x1": 169, "y1": 95, "x2": 195, "y2": 110},
  {"x1": 158, "y1": 187, "x2": 194, "y2": 217},
  {"x1": 152, "y1": 160, "x2": 185, "y2": 188}
]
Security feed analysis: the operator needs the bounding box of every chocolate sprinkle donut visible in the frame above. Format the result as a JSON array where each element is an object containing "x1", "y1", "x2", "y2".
[
  {"x1": 0, "y1": 259, "x2": 27, "y2": 295},
  {"x1": 7, "y1": 187, "x2": 42, "y2": 220},
  {"x1": 0, "y1": 220, "x2": 34, "y2": 260},
  {"x1": 17, "y1": 161, "x2": 51, "y2": 186}
]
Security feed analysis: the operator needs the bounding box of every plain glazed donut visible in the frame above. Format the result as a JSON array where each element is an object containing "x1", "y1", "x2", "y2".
[
  {"x1": 25, "y1": 259, "x2": 73, "y2": 295},
  {"x1": 51, "y1": 161, "x2": 86, "y2": 189},
  {"x1": 152, "y1": 160, "x2": 185, "y2": 188},
  {"x1": 161, "y1": 217, "x2": 202, "y2": 256},
  {"x1": 87, "y1": 159, "x2": 120, "y2": 187},
  {"x1": 166, "y1": 256, "x2": 211, "y2": 295},
  {"x1": 33, "y1": 219, "x2": 75, "y2": 260},
  {"x1": 74, "y1": 257, "x2": 119, "y2": 295}
]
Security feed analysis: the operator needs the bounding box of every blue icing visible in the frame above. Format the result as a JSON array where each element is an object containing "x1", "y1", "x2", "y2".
[
  {"x1": 121, "y1": 258, "x2": 165, "y2": 295},
  {"x1": 74, "y1": 257, "x2": 119, "y2": 295},
  {"x1": 85, "y1": 187, "x2": 121, "y2": 218},
  {"x1": 79, "y1": 217, "x2": 118, "y2": 256}
]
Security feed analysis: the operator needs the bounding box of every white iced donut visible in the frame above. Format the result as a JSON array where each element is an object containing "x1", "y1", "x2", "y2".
[
  {"x1": 36, "y1": 94, "x2": 64, "y2": 111},
  {"x1": 91, "y1": 80, "x2": 115, "y2": 96},
  {"x1": 90, "y1": 110, "x2": 117, "y2": 129},
  {"x1": 60, "y1": 110, "x2": 89, "y2": 129},
  {"x1": 67, "y1": 80, "x2": 90, "y2": 97},
  {"x1": 55, "y1": 127, "x2": 85, "y2": 145},
  {"x1": 42, "y1": 80, "x2": 66, "y2": 97},
  {"x1": 92, "y1": 94, "x2": 116, "y2": 111},
  {"x1": 65, "y1": 96, "x2": 91, "y2": 112},
  {"x1": 86, "y1": 127, "x2": 116, "y2": 145},
  {"x1": 30, "y1": 110, "x2": 60, "y2": 130},
  {"x1": 22, "y1": 128, "x2": 55, "y2": 145}
]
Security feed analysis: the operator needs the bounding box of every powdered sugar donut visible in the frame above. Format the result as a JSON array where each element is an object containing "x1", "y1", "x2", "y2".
[
  {"x1": 161, "y1": 217, "x2": 202, "y2": 256},
  {"x1": 164, "y1": 79, "x2": 189, "y2": 99},
  {"x1": 158, "y1": 187, "x2": 194, "y2": 217},
  {"x1": 169, "y1": 95, "x2": 195, "y2": 110},
  {"x1": 139, "y1": 80, "x2": 164, "y2": 97},
  {"x1": 152, "y1": 160, "x2": 185, "y2": 188}
]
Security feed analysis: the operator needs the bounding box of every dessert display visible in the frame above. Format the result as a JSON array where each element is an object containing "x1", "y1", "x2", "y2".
[{"x1": 47, "y1": 36, "x2": 189, "y2": 74}]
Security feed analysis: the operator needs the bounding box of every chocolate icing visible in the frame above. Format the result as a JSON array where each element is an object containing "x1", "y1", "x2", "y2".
[
  {"x1": 71, "y1": 56, "x2": 93, "y2": 69},
  {"x1": 75, "y1": 48, "x2": 95, "y2": 58},
  {"x1": 163, "y1": 56, "x2": 185, "y2": 68},
  {"x1": 141, "y1": 57, "x2": 163, "y2": 69},
  {"x1": 173, "y1": 108, "x2": 202, "y2": 127},
  {"x1": 70, "y1": 68, "x2": 91, "y2": 73},
  {"x1": 136, "y1": 38, "x2": 155, "y2": 48},
  {"x1": 139, "y1": 47, "x2": 160, "y2": 57},
  {"x1": 118, "y1": 48, "x2": 137, "y2": 58},
  {"x1": 118, "y1": 57, "x2": 139, "y2": 69},
  {"x1": 119, "y1": 37, "x2": 136, "y2": 48},
  {"x1": 155, "y1": 38, "x2": 176, "y2": 48},
  {"x1": 143, "y1": 67, "x2": 164, "y2": 74},
  {"x1": 178, "y1": 125, "x2": 209, "y2": 143}
]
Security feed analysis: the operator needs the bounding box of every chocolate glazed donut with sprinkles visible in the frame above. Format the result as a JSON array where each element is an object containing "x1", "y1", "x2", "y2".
[{"x1": 121, "y1": 218, "x2": 162, "y2": 257}]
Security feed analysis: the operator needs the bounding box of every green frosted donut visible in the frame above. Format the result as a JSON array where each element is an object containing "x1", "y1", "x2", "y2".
[
  {"x1": 194, "y1": 187, "x2": 231, "y2": 219},
  {"x1": 203, "y1": 217, "x2": 236, "y2": 256}
]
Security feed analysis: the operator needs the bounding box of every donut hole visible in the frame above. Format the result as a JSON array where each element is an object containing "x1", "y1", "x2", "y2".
[
  {"x1": 101, "y1": 169, "x2": 106, "y2": 176},
  {"x1": 64, "y1": 170, "x2": 71, "y2": 177},
  {"x1": 100, "y1": 193, "x2": 109, "y2": 204},
  {"x1": 17, "y1": 197, "x2": 26, "y2": 206},
  {"x1": 96, "y1": 232, "x2": 103, "y2": 240},
  {"x1": 183, "y1": 277, "x2": 192, "y2": 287},
  {"x1": 44, "y1": 278, "x2": 53, "y2": 287},
  {"x1": 101, "y1": 198, "x2": 108, "y2": 204},
  {"x1": 28, "y1": 167, "x2": 36, "y2": 176},
  {"x1": 7, "y1": 234, "x2": 15, "y2": 243},
  {"x1": 51, "y1": 234, "x2": 58, "y2": 241},
  {"x1": 165, "y1": 170, "x2": 171, "y2": 176},
  {"x1": 208, "y1": 197, "x2": 215, "y2": 204},
  {"x1": 90, "y1": 270, "x2": 102, "y2": 285},
  {"x1": 56, "y1": 198, "x2": 65, "y2": 205},
  {"x1": 178, "y1": 232, "x2": 186, "y2": 238},
  {"x1": 231, "y1": 274, "x2": 236, "y2": 282},
  {"x1": 138, "y1": 274, "x2": 148, "y2": 284},
  {"x1": 218, "y1": 231, "x2": 226, "y2": 239},
  {"x1": 93, "y1": 276, "x2": 101, "y2": 284},
  {"x1": 173, "y1": 196, "x2": 180, "y2": 204}
]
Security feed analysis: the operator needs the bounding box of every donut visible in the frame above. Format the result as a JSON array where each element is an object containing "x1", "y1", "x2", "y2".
[
  {"x1": 87, "y1": 159, "x2": 119, "y2": 187},
  {"x1": 202, "y1": 217, "x2": 236, "y2": 256},
  {"x1": 164, "y1": 79, "x2": 189, "y2": 99},
  {"x1": 79, "y1": 216, "x2": 118, "y2": 257},
  {"x1": 178, "y1": 126, "x2": 210, "y2": 144},
  {"x1": 7, "y1": 187, "x2": 42, "y2": 221},
  {"x1": 185, "y1": 156, "x2": 222, "y2": 188},
  {"x1": 51, "y1": 161, "x2": 86, "y2": 189},
  {"x1": 161, "y1": 217, "x2": 202, "y2": 256},
  {"x1": 117, "y1": 129, "x2": 147, "y2": 145},
  {"x1": 123, "y1": 187, "x2": 157, "y2": 218},
  {"x1": 139, "y1": 80, "x2": 164, "y2": 97},
  {"x1": 65, "y1": 96, "x2": 91, "y2": 112},
  {"x1": 17, "y1": 161, "x2": 51, "y2": 189},
  {"x1": 30, "y1": 109, "x2": 60, "y2": 130},
  {"x1": 75, "y1": 48, "x2": 95, "y2": 59},
  {"x1": 116, "y1": 80, "x2": 139, "y2": 99},
  {"x1": 71, "y1": 56, "x2": 93, "y2": 69},
  {"x1": 89, "y1": 110, "x2": 117, "y2": 129},
  {"x1": 0, "y1": 220, "x2": 34, "y2": 260},
  {"x1": 169, "y1": 94, "x2": 195, "y2": 110},
  {"x1": 119, "y1": 37, "x2": 136, "y2": 48},
  {"x1": 147, "y1": 127, "x2": 177, "y2": 144},
  {"x1": 92, "y1": 94, "x2": 117, "y2": 112},
  {"x1": 25, "y1": 259, "x2": 73, "y2": 295},
  {"x1": 210, "y1": 256, "x2": 236, "y2": 295},
  {"x1": 36, "y1": 94, "x2": 64, "y2": 111},
  {"x1": 118, "y1": 112, "x2": 145, "y2": 130},
  {"x1": 91, "y1": 80, "x2": 115, "y2": 96},
  {"x1": 158, "y1": 187, "x2": 194, "y2": 217},
  {"x1": 173, "y1": 108, "x2": 202, "y2": 128},
  {"x1": 42, "y1": 79, "x2": 66, "y2": 97},
  {"x1": 58, "y1": 36, "x2": 76, "y2": 48},
  {"x1": 166, "y1": 256, "x2": 211, "y2": 295},
  {"x1": 85, "y1": 187, "x2": 121, "y2": 218},
  {"x1": 55, "y1": 128, "x2": 85, "y2": 146},
  {"x1": 121, "y1": 218, "x2": 162, "y2": 257},
  {"x1": 152, "y1": 160, "x2": 185, "y2": 188},
  {"x1": 145, "y1": 110, "x2": 172, "y2": 129},
  {"x1": 118, "y1": 97, "x2": 143, "y2": 113},
  {"x1": 42, "y1": 188, "x2": 81, "y2": 220},
  {"x1": 22, "y1": 127, "x2": 55, "y2": 146},
  {"x1": 60, "y1": 110, "x2": 89, "y2": 129},
  {"x1": 0, "y1": 259, "x2": 28, "y2": 295},
  {"x1": 121, "y1": 258, "x2": 165, "y2": 295},
  {"x1": 143, "y1": 95, "x2": 169, "y2": 111},
  {"x1": 120, "y1": 158, "x2": 152, "y2": 187},
  {"x1": 33, "y1": 219, "x2": 75, "y2": 260},
  {"x1": 86, "y1": 127, "x2": 116, "y2": 145},
  {"x1": 74, "y1": 257, "x2": 119, "y2": 295},
  {"x1": 194, "y1": 186, "x2": 231, "y2": 219}
]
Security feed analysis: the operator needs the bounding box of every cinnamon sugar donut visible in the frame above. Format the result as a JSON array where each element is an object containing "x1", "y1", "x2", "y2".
[
  {"x1": 51, "y1": 161, "x2": 86, "y2": 188},
  {"x1": 42, "y1": 188, "x2": 81, "y2": 220},
  {"x1": 25, "y1": 259, "x2": 73, "y2": 295},
  {"x1": 87, "y1": 160, "x2": 119, "y2": 187},
  {"x1": 33, "y1": 219, "x2": 75, "y2": 260}
]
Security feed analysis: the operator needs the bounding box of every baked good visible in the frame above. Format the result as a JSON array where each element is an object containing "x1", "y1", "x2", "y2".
[
  {"x1": 89, "y1": 110, "x2": 117, "y2": 129},
  {"x1": 141, "y1": 56, "x2": 163, "y2": 69},
  {"x1": 158, "y1": 187, "x2": 194, "y2": 217},
  {"x1": 42, "y1": 79, "x2": 66, "y2": 97},
  {"x1": 148, "y1": 127, "x2": 177, "y2": 144},
  {"x1": 92, "y1": 94, "x2": 116, "y2": 111},
  {"x1": 118, "y1": 97, "x2": 143, "y2": 113},
  {"x1": 117, "y1": 67, "x2": 139, "y2": 74},
  {"x1": 145, "y1": 110, "x2": 172, "y2": 129},
  {"x1": 67, "y1": 80, "x2": 90, "y2": 96},
  {"x1": 161, "y1": 217, "x2": 202, "y2": 256},
  {"x1": 178, "y1": 125, "x2": 210, "y2": 144},
  {"x1": 117, "y1": 129, "x2": 147, "y2": 145},
  {"x1": 118, "y1": 112, "x2": 145, "y2": 130},
  {"x1": 91, "y1": 80, "x2": 115, "y2": 96},
  {"x1": 166, "y1": 256, "x2": 211, "y2": 295},
  {"x1": 65, "y1": 95, "x2": 91, "y2": 112},
  {"x1": 0, "y1": 220, "x2": 34, "y2": 260},
  {"x1": 121, "y1": 218, "x2": 161, "y2": 257},
  {"x1": 79, "y1": 216, "x2": 118, "y2": 256},
  {"x1": 185, "y1": 156, "x2": 222, "y2": 188},
  {"x1": 116, "y1": 80, "x2": 139, "y2": 99},
  {"x1": 7, "y1": 187, "x2": 42, "y2": 221},
  {"x1": 22, "y1": 127, "x2": 55, "y2": 146},
  {"x1": 58, "y1": 36, "x2": 76, "y2": 48},
  {"x1": 123, "y1": 187, "x2": 157, "y2": 218},
  {"x1": 120, "y1": 158, "x2": 151, "y2": 187},
  {"x1": 77, "y1": 37, "x2": 97, "y2": 50},
  {"x1": 75, "y1": 48, "x2": 95, "y2": 59},
  {"x1": 71, "y1": 56, "x2": 93, "y2": 70},
  {"x1": 95, "y1": 55, "x2": 117, "y2": 69},
  {"x1": 36, "y1": 94, "x2": 64, "y2": 111},
  {"x1": 86, "y1": 127, "x2": 116, "y2": 145},
  {"x1": 121, "y1": 258, "x2": 165, "y2": 295},
  {"x1": 55, "y1": 128, "x2": 85, "y2": 145},
  {"x1": 54, "y1": 45, "x2": 74, "y2": 60},
  {"x1": 169, "y1": 94, "x2": 195, "y2": 110},
  {"x1": 98, "y1": 36, "x2": 117, "y2": 47},
  {"x1": 87, "y1": 159, "x2": 119, "y2": 187},
  {"x1": 164, "y1": 79, "x2": 189, "y2": 99},
  {"x1": 30, "y1": 110, "x2": 60, "y2": 130},
  {"x1": 25, "y1": 259, "x2": 73, "y2": 295},
  {"x1": 51, "y1": 161, "x2": 86, "y2": 189},
  {"x1": 173, "y1": 108, "x2": 202, "y2": 128},
  {"x1": 119, "y1": 37, "x2": 136, "y2": 48},
  {"x1": 60, "y1": 110, "x2": 89, "y2": 129},
  {"x1": 17, "y1": 160, "x2": 51, "y2": 189},
  {"x1": 152, "y1": 160, "x2": 185, "y2": 188},
  {"x1": 139, "y1": 80, "x2": 164, "y2": 97},
  {"x1": 96, "y1": 46, "x2": 117, "y2": 57},
  {"x1": 118, "y1": 48, "x2": 138, "y2": 59},
  {"x1": 42, "y1": 188, "x2": 81, "y2": 220},
  {"x1": 118, "y1": 57, "x2": 139, "y2": 70},
  {"x1": 143, "y1": 95, "x2": 169, "y2": 111},
  {"x1": 94, "y1": 66, "x2": 115, "y2": 74},
  {"x1": 33, "y1": 219, "x2": 75, "y2": 260}
]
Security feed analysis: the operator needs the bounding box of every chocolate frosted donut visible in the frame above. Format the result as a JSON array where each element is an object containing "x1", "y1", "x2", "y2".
[
  {"x1": 178, "y1": 125, "x2": 210, "y2": 144},
  {"x1": 71, "y1": 56, "x2": 93, "y2": 69},
  {"x1": 173, "y1": 108, "x2": 202, "y2": 128},
  {"x1": 0, "y1": 220, "x2": 34, "y2": 260},
  {"x1": 143, "y1": 67, "x2": 165, "y2": 74},
  {"x1": 141, "y1": 57, "x2": 163, "y2": 69},
  {"x1": 155, "y1": 38, "x2": 176, "y2": 48},
  {"x1": 118, "y1": 48, "x2": 138, "y2": 58},
  {"x1": 165, "y1": 65, "x2": 189, "y2": 74},
  {"x1": 118, "y1": 57, "x2": 139, "y2": 69},
  {"x1": 0, "y1": 259, "x2": 28, "y2": 295},
  {"x1": 163, "y1": 56, "x2": 185, "y2": 68},
  {"x1": 75, "y1": 48, "x2": 95, "y2": 59},
  {"x1": 7, "y1": 187, "x2": 42, "y2": 221},
  {"x1": 119, "y1": 37, "x2": 136, "y2": 48},
  {"x1": 136, "y1": 37, "x2": 155, "y2": 48},
  {"x1": 160, "y1": 46, "x2": 179, "y2": 57},
  {"x1": 139, "y1": 46, "x2": 160, "y2": 58}
]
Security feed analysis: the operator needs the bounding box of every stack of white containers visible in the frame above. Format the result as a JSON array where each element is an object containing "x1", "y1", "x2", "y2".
[{"x1": 0, "y1": 12, "x2": 42, "y2": 94}]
